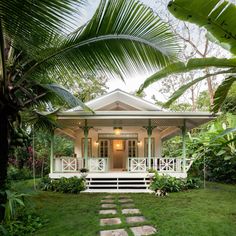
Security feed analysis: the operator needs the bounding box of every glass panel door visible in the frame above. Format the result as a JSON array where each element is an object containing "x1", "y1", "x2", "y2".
[{"x1": 127, "y1": 139, "x2": 137, "y2": 157}]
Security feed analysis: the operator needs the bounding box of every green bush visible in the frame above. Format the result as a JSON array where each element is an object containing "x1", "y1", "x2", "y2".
[
  {"x1": 7, "y1": 166, "x2": 32, "y2": 181},
  {"x1": 0, "y1": 190, "x2": 43, "y2": 236},
  {"x1": 150, "y1": 174, "x2": 201, "y2": 193},
  {"x1": 1, "y1": 210, "x2": 43, "y2": 236},
  {"x1": 39, "y1": 176, "x2": 86, "y2": 194}
]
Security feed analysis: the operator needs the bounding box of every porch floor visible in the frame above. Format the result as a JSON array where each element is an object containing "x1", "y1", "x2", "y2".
[
  {"x1": 49, "y1": 171, "x2": 187, "y2": 179},
  {"x1": 82, "y1": 189, "x2": 153, "y2": 193}
]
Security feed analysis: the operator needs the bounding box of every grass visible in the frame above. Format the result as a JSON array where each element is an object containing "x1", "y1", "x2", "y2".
[{"x1": 13, "y1": 181, "x2": 236, "y2": 236}]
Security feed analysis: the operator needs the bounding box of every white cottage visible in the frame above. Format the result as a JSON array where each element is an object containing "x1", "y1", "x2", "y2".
[{"x1": 50, "y1": 89, "x2": 216, "y2": 192}]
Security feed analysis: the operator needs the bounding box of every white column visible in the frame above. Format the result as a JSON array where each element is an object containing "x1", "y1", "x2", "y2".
[
  {"x1": 182, "y1": 119, "x2": 186, "y2": 173},
  {"x1": 50, "y1": 131, "x2": 54, "y2": 174}
]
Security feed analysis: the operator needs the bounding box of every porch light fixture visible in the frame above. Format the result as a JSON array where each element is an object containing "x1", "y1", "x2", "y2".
[{"x1": 113, "y1": 127, "x2": 122, "y2": 135}]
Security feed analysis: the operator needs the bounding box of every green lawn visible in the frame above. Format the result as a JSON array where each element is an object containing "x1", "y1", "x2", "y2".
[{"x1": 14, "y1": 181, "x2": 236, "y2": 236}]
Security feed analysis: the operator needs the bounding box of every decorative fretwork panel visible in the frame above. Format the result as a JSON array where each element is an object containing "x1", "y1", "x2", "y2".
[
  {"x1": 88, "y1": 158, "x2": 107, "y2": 172},
  {"x1": 159, "y1": 158, "x2": 175, "y2": 171},
  {"x1": 62, "y1": 158, "x2": 77, "y2": 172},
  {"x1": 129, "y1": 158, "x2": 146, "y2": 172}
]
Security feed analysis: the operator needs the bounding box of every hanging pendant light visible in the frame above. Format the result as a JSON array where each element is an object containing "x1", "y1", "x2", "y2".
[{"x1": 113, "y1": 127, "x2": 122, "y2": 135}]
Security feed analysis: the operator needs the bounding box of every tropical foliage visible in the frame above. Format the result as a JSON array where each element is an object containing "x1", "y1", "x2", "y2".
[
  {"x1": 0, "y1": 0, "x2": 180, "y2": 220},
  {"x1": 138, "y1": 0, "x2": 236, "y2": 112},
  {"x1": 163, "y1": 113, "x2": 236, "y2": 183},
  {"x1": 0, "y1": 189, "x2": 43, "y2": 235},
  {"x1": 39, "y1": 177, "x2": 85, "y2": 194},
  {"x1": 150, "y1": 173, "x2": 201, "y2": 193}
]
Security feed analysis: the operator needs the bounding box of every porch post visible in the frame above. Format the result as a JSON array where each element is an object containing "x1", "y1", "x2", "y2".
[
  {"x1": 50, "y1": 131, "x2": 54, "y2": 174},
  {"x1": 144, "y1": 119, "x2": 156, "y2": 170},
  {"x1": 182, "y1": 120, "x2": 186, "y2": 173},
  {"x1": 81, "y1": 120, "x2": 92, "y2": 169}
]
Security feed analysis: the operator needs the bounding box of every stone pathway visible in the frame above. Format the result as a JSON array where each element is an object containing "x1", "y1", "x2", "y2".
[{"x1": 99, "y1": 194, "x2": 157, "y2": 235}]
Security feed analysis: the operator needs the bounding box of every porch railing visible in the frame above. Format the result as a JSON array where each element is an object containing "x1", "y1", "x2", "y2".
[
  {"x1": 54, "y1": 157, "x2": 84, "y2": 172},
  {"x1": 53, "y1": 156, "x2": 193, "y2": 173},
  {"x1": 88, "y1": 157, "x2": 109, "y2": 172},
  {"x1": 53, "y1": 157, "x2": 109, "y2": 172},
  {"x1": 128, "y1": 157, "x2": 193, "y2": 173}
]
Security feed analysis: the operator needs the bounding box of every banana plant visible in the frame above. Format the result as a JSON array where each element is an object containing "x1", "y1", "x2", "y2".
[{"x1": 138, "y1": 0, "x2": 236, "y2": 113}]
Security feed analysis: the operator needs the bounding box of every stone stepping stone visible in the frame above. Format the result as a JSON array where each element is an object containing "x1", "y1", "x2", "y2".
[
  {"x1": 101, "y1": 199, "x2": 115, "y2": 203},
  {"x1": 126, "y1": 216, "x2": 146, "y2": 224},
  {"x1": 119, "y1": 195, "x2": 128, "y2": 199},
  {"x1": 101, "y1": 204, "x2": 117, "y2": 208},
  {"x1": 99, "y1": 209, "x2": 117, "y2": 215},
  {"x1": 122, "y1": 209, "x2": 141, "y2": 215},
  {"x1": 130, "y1": 225, "x2": 157, "y2": 235},
  {"x1": 100, "y1": 228, "x2": 128, "y2": 236},
  {"x1": 104, "y1": 195, "x2": 114, "y2": 199},
  {"x1": 100, "y1": 218, "x2": 122, "y2": 226},
  {"x1": 121, "y1": 203, "x2": 135, "y2": 208},
  {"x1": 119, "y1": 199, "x2": 133, "y2": 203}
]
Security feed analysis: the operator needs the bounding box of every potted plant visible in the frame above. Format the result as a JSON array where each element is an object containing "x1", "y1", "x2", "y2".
[
  {"x1": 79, "y1": 168, "x2": 89, "y2": 178},
  {"x1": 147, "y1": 168, "x2": 157, "y2": 178}
]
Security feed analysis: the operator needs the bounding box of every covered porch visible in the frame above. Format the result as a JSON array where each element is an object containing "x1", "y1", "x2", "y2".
[
  {"x1": 49, "y1": 112, "x2": 214, "y2": 179},
  {"x1": 48, "y1": 90, "x2": 215, "y2": 181}
]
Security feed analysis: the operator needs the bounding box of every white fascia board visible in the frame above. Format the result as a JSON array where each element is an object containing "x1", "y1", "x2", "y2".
[{"x1": 57, "y1": 111, "x2": 217, "y2": 120}]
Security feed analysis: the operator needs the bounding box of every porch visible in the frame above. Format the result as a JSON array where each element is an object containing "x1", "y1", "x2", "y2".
[{"x1": 49, "y1": 90, "x2": 215, "y2": 192}]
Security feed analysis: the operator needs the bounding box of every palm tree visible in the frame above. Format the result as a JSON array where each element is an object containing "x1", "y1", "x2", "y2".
[
  {"x1": 138, "y1": 0, "x2": 236, "y2": 112},
  {"x1": 0, "y1": 0, "x2": 179, "y2": 219}
]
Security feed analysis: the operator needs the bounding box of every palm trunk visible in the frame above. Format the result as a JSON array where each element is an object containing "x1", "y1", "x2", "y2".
[{"x1": 0, "y1": 108, "x2": 9, "y2": 221}]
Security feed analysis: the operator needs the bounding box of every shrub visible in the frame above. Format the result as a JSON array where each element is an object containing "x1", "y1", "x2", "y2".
[
  {"x1": 7, "y1": 166, "x2": 32, "y2": 181},
  {"x1": 150, "y1": 173, "x2": 201, "y2": 193},
  {"x1": 0, "y1": 190, "x2": 43, "y2": 235},
  {"x1": 1, "y1": 210, "x2": 43, "y2": 236},
  {"x1": 39, "y1": 176, "x2": 86, "y2": 194}
]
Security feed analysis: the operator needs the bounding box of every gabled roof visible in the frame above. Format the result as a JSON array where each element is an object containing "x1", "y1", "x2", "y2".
[
  {"x1": 67, "y1": 89, "x2": 162, "y2": 112},
  {"x1": 59, "y1": 89, "x2": 218, "y2": 140}
]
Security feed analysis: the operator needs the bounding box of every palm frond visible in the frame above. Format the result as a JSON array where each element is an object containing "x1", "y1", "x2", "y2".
[
  {"x1": 138, "y1": 57, "x2": 236, "y2": 93},
  {"x1": 0, "y1": 0, "x2": 86, "y2": 50},
  {"x1": 22, "y1": 0, "x2": 180, "y2": 81},
  {"x1": 164, "y1": 73, "x2": 216, "y2": 108},
  {"x1": 25, "y1": 110, "x2": 60, "y2": 133},
  {"x1": 211, "y1": 127, "x2": 236, "y2": 142},
  {"x1": 44, "y1": 83, "x2": 92, "y2": 111},
  {"x1": 213, "y1": 76, "x2": 236, "y2": 112},
  {"x1": 168, "y1": 0, "x2": 236, "y2": 54}
]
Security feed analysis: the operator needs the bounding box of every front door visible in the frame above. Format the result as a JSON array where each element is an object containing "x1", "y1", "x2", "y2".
[{"x1": 112, "y1": 140, "x2": 125, "y2": 169}]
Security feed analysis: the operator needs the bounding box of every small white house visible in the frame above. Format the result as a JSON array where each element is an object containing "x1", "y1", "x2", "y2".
[{"x1": 49, "y1": 89, "x2": 216, "y2": 192}]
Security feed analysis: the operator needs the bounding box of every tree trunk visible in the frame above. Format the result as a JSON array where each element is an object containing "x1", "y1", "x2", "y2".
[
  {"x1": 206, "y1": 77, "x2": 214, "y2": 106},
  {"x1": 0, "y1": 108, "x2": 9, "y2": 221}
]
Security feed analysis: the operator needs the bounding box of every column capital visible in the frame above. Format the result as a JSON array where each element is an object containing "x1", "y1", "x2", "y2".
[
  {"x1": 143, "y1": 119, "x2": 156, "y2": 136},
  {"x1": 79, "y1": 119, "x2": 93, "y2": 134}
]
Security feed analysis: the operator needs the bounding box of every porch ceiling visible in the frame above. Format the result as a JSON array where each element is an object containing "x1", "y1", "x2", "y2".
[{"x1": 56, "y1": 111, "x2": 217, "y2": 140}]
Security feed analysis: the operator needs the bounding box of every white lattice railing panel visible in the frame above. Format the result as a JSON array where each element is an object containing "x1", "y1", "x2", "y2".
[
  {"x1": 185, "y1": 159, "x2": 194, "y2": 172},
  {"x1": 62, "y1": 158, "x2": 77, "y2": 172},
  {"x1": 88, "y1": 158, "x2": 107, "y2": 172},
  {"x1": 159, "y1": 158, "x2": 175, "y2": 172},
  {"x1": 129, "y1": 158, "x2": 147, "y2": 172}
]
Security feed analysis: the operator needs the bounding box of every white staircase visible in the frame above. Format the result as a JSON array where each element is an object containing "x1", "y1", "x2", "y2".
[{"x1": 83, "y1": 172, "x2": 153, "y2": 193}]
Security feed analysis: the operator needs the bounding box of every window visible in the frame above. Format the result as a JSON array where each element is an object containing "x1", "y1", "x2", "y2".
[
  {"x1": 99, "y1": 139, "x2": 109, "y2": 157},
  {"x1": 81, "y1": 138, "x2": 92, "y2": 157},
  {"x1": 144, "y1": 138, "x2": 155, "y2": 157},
  {"x1": 128, "y1": 139, "x2": 137, "y2": 157}
]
